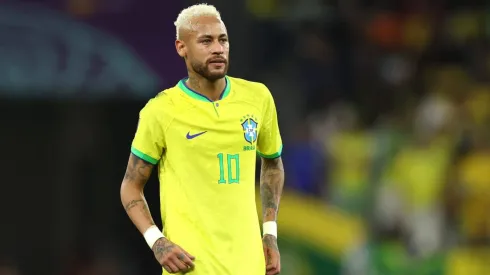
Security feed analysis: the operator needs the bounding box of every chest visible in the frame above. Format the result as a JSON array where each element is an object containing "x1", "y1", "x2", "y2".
[{"x1": 166, "y1": 101, "x2": 262, "y2": 154}]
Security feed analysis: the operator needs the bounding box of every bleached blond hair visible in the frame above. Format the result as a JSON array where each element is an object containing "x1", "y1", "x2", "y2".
[{"x1": 174, "y1": 3, "x2": 222, "y2": 39}]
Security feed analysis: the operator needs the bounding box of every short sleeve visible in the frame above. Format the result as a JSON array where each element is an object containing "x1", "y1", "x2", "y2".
[
  {"x1": 130, "y1": 101, "x2": 165, "y2": 165},
  {"x1": 257, "y1": 86, "x2": 283, "y2": 159}
]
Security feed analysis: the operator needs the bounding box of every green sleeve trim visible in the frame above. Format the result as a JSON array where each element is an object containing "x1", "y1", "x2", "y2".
[
  {"x1": 257, "y1": 144, "x2": 283, "y2": 159},
  {"x1": 131, "y1": 146, "x2": 159, "y2": 165}
]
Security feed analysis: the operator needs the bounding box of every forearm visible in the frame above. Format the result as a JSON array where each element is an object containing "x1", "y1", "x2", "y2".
[
  {"x1": 120, "y1": 153, "x2": 157, "y2": 234},
  {"x1": 260, "y1": 157, "x2": 285, "y2": 222},
  {"x1": 121, "y1": 184, "x2": 156, "y2": 234}
]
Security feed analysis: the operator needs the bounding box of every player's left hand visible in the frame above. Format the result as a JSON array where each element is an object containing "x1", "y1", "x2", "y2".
[{"x1": 263, "y1": 234, "x2": 281, "y2": 275}]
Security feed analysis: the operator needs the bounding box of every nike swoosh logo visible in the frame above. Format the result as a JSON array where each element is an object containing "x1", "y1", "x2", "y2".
[{"x1": 186, "y1": 131, "x2": 207, "y2": 139}]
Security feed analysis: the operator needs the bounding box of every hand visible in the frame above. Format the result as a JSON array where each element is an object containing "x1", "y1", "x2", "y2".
[
  {"x1": 263, "y1": 234, "x2": 281, "y2": 275},
  {"x1": 152, "y1": 237, "x2": 195, "y2": 274}
]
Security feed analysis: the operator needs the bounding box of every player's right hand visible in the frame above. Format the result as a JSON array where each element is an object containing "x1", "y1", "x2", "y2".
[{"x1": 152, "y1": 237, "x2": 195, "y2": 274}]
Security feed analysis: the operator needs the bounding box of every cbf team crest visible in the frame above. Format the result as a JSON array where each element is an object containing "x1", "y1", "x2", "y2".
[{"x1": 241, "y1": 114, "x2": 258, "y2": 145}]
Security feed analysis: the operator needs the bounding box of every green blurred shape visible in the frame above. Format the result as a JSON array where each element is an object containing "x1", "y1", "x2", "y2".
[{"x1": 371, "y1": 242, "x2": 445, "y2": 275}]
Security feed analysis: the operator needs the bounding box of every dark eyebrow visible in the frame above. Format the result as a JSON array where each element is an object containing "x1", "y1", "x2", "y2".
[
  {"x1": 197, "y1": 34, "x2": 227, "y2": 40},
  {"x1": 198, "y1": 34, "x2": 213, "y2": 40}
]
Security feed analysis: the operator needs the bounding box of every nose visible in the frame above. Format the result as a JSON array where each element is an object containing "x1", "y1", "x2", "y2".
[{"x1": 211, "y1": 41, "x2": 224, "y2": 54}]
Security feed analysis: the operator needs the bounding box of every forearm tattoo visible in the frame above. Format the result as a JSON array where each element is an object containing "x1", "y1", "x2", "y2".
[
  {"x1": 124, "y1": 199, "x2": 144, "y2": 211},
  {"x1": 123, "y1": 154, "x2": 155, "y2": 223},
  {"x1": 260, "y1": 157, "x2": 284, "y2": 222}
]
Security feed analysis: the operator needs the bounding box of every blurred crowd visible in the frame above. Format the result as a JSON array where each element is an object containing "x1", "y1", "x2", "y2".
[{"x1": 246, "y1": 0, "x2": 490, "y2": 273}]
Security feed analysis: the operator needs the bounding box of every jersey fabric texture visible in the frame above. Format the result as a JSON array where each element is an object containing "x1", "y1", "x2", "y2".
[{"x1": 131, "y1": 76, "x2": 283, "y2": 275}]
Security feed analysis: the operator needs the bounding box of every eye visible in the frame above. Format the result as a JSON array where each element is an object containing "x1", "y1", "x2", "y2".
[
  {"x1": 201, "y1": 39, "x2": 212, "y2": 44},
  {"x1": 220, "y1": 38, "x2": 228, "y2": 43}
]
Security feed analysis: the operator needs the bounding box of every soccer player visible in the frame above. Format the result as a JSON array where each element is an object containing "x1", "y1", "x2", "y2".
[{"x1": 120, "y1": 3, "x2": 284, "y2": 275}]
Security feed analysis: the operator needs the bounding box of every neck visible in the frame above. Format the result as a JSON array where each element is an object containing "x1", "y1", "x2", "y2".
[{"x1": 186, "y1": 72, "x2": 226, "y2": 101}]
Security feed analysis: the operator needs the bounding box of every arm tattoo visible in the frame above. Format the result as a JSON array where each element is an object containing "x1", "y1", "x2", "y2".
[
  {"x1": 260, "y1": 157, "x2": 285, "y2": 222},
  {"x1": 124, "y1": 200, "x2": 155, "y2": 225},
  {"x1": 123, "y1": 153, "x2": 153, "y2": 183},
  {"x1": 123, "y1": 153, "x2": 155, "y2": 225},
  {"x1": 124, "y1": 199, "x2": 153, "y2": 223},
  {"x1": 124, "y1": 199, "x2": 144, "y2": 211}
]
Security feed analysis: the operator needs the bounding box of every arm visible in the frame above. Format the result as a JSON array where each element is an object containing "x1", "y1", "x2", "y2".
[
  {"x1": 121, "y1": 153, "x2": 195, "y2": 273},
  {"x1": 260, "y1": 156, "x2": 284, "y2": 275},
  {"x1": 120, "y1": 153, "x2": 156, "y2": 235},
  {"x1": 123, "y1": 100, "x2": 164, "y2": 237},
  {"x1": 257, "y1": 85, "x2": 284, "y2": 275},
  {"x1": 127, "y1": 100, "x2": 195, "y2": 273},
  {"x1": 260, "y1": 156, "x2": 285, "y2": 223}
]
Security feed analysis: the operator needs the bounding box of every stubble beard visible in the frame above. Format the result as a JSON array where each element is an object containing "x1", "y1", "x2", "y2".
[{"x1": 191, "y1": 60, "x2": 229, "y2": 82}]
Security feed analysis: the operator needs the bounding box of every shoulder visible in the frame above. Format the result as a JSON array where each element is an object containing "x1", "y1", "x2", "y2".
[
  {"x1": 228, "y1": 76, "x2": 273, "y2": 99},
  {"x1": 140, "y1": 86, "x2": 181, "y2": 119}
]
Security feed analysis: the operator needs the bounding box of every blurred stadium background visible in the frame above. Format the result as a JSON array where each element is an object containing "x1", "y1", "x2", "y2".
[{"x1": 2, "y1": 0, "x2": 490, "y2": 274}]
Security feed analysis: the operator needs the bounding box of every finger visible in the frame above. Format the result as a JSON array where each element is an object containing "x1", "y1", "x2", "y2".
[
  {"x1": 266, "y1": 256, "x2": 280, "y2": 275},
  {"x1": 163, "y1": 265, "x2": 172, "y2": 273},
  {"x1": 265, "y1": 250, "x2": 274, "y2": 266},
  {"x1": 266, "y1": 256, "x2": 278, "y2": 270},
  {"x1": 181, "y1": 248, "x2": 196, "y2": 260},
  {"x1": 179, "y1": 253, "x2": 195, "y2": 268},
  {"x1": 266, "y1": 264, "x2": 277, "y2": 272},
  {"x1": 172, "y1": 256, "x2": 189, "y2": 271},
  {"x1": 166, "y1": 261, "x2": 179, "y2": 273},
  {"x1": 266, "y1": 267, "x2": 279, "y2": 275}
]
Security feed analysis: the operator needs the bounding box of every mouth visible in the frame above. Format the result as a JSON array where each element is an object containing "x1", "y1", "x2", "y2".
[{"x1": 208, "y1": 59, "x2": 227, "y2": 66}]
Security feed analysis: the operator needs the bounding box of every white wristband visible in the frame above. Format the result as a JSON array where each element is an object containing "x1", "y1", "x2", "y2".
[
  {"x1": 262, "y1": 221, "x2": 277, "y2": 237},
  {"x1": 143, "y1": 225, "x2": 165, "y2": 249}
]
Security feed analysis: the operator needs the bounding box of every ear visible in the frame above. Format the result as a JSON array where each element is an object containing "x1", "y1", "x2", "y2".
[{"x1": 175, "y1": 40, "x2": 186, "y2": 58}]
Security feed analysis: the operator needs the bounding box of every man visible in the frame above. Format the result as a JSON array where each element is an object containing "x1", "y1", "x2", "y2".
[{"x1": 120, "y1": 3, "x2": 285, "y2": 275}]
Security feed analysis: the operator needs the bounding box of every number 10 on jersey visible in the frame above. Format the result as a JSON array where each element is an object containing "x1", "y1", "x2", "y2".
[{"x1": 217, "y1": 153, "x2": 240, "y2": 184}]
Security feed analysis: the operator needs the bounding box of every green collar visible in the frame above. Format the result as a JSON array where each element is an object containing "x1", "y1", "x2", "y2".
[{"x1": 178, "y1": 76, "x2": 231, "y2": 102}]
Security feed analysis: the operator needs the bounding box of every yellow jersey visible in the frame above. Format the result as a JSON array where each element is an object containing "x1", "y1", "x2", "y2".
[{"x1": 131, "y1": 76, "x2": 283, "y2": 275}]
